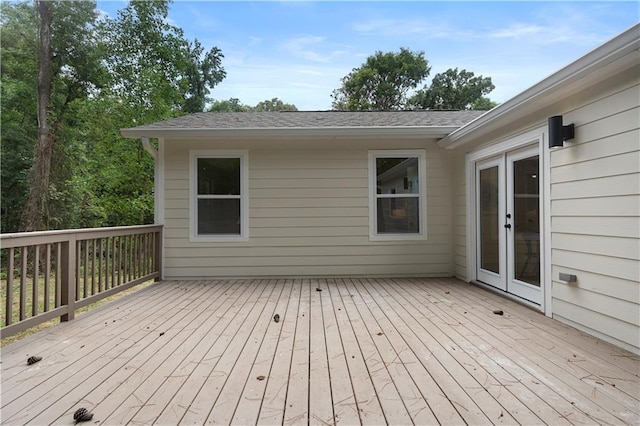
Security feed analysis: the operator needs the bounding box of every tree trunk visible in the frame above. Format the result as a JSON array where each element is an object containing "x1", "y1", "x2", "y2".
[{"x1": 22, "y1": 0, "x2": 53, "y2": 231}]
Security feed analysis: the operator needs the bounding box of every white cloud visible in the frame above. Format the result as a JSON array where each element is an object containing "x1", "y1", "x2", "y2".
[
  {"x1": 488, "y1": 23, "x2": 546, "y2": 39},
  {"x1": 281, "y1": 36, "x2": 350, "y2": 64},
  {"x1": 353, "y1": 18, "x2": 453, "y2": 38},
  {"x1": 211, "y1": 60, "x2": 347, "y2": 110}
]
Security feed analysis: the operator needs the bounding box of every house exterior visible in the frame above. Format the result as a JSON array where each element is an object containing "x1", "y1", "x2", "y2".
[{"x1": 122, "y1": 24, "x2": 639, "y2": 354}]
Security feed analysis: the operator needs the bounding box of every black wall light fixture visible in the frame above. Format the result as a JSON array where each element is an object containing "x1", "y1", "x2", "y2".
[{"x1": 548, "y1": 115, "x2": 575, "y2": 148}]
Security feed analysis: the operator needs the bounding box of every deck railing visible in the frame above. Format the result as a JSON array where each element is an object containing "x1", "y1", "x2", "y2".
[{"x1": 0, "y1": 225, "x2": 162, "y2": 338}]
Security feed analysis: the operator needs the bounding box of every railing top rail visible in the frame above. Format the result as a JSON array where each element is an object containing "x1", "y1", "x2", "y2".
[{"x1": 1, "y1": 224, "x2": 163, "y2": 248}]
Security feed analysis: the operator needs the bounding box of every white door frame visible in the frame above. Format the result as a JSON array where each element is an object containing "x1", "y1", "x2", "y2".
[{"x1": 465, "y1": 128, "x2": 552, "y2": 316}]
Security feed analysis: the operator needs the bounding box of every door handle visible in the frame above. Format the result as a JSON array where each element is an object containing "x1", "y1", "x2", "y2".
[{"x1": 504, "y1": 224, "x2": 511, "y2": 229}]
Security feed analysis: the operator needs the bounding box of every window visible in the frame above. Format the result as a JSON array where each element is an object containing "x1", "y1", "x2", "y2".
[
  {"x1": 190, "y1": 151, "x2": 248, "y2": 241},
  {"x1": 369, "y1": 150, "x2": 426, "y2": 240}
]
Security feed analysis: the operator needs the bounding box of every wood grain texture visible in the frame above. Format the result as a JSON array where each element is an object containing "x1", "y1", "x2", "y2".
[{"x1": 2, "y1": 278, "x2": 638, "y2": 425}]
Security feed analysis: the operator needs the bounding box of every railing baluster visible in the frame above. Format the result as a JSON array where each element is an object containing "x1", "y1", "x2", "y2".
[
  {"x1": 145, "y1": 234, "x2": 149, "y2": 275},
  {"x1": 20, "y1": 247, "x2": 27, "y2": 321},
  {"x1": 142, "y1": 233, "x2": 148, "y2": 276},
  {"x1": 45, "y1": 244, "x2": 51, "y2": 312},
  {"x1": 32, "y1": 245, "x2": 40, "y2": 317},
  {"x1": 103, "y1": 237, "x2": 111, "y2": 290},
  {"x1": 56, "y1": 242, "x2": 62, "y2": 308},
  {"x1": 128, "y1": 235, "x2": 132, "y2": 281},
  {"x1": 135, "y1": 234, "x2": 141, "y2": 279},
  {"x1": 83, "y1": 239, "x2": 89, "y2": 298},
  {"x1": 112, "y1": 236, "x2": 117, "y2": 288},
  {"x1": 91, "y1": 239, "x2": 96, "y2": 296},
  {"x1": 119, "y1": 235, "x2": 124, "y2": 285},
  {"x1": 107, "y1": 236, "x2": 113, "y2": 290},
  {"x1": 133, "y1": 234, "x2": 138, "y2": 279},
  {"x1": 6, "y1": 248, "x2": 15, "y2": 326},
  {"x1": 97, "y1": 238, "x2": 103, "y2": 293},
  {"x1": 126, "y1": 235, "x2": 131, "y2": 282},
  {"x1": 155, "y1": 230, "x2": 162, "y2": 280}
]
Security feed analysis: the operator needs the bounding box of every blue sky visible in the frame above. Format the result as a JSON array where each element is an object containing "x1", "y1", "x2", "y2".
[{"x1": 97, "y1": 1, "x2": 639, "y2": 110}]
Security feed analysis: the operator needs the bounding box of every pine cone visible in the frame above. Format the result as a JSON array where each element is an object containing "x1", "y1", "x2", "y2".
[
  {"x1": 73, "y1": 407, "x2": 93, "y2": 422},
  {"x1": 27, "y1": 356, "x2": 42, "y2": 365}
]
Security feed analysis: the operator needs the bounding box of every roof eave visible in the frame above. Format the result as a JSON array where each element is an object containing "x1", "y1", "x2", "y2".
[
  {"x1": 120, "y1": 126, "x2": 460, "y2": 139},
  {"x1": 437, "y1": 23, "x2": 640, "y2": 150}
]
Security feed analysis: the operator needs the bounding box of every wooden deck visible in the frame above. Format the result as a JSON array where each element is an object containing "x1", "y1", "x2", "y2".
[{"x1": 2, "y1": 278, "x2": 638, "y2": 425}]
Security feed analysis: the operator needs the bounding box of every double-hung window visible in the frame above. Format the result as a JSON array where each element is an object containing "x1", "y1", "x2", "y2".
[
  {"x1": 190, "y1": 150, "x2": 248, "y2": 241},
  {"x1": 369, "y1": 150, "x2": 426, "y2": 240}
]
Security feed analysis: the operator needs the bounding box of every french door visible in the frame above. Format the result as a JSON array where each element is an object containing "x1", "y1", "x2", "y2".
[{"x1": 476, "y1": 146, "x2": 541, "y2": 305}]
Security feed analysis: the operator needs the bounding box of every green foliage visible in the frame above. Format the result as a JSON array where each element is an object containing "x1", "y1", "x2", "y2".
[
  {"x1": 409, "y1": 68, "x2": 496, "y2": 110},
  {"x1": 208, "y1": 97, "x2": 298, "y2": 112},
  {"x1": 1, "y1": 1, "x2": 105, "y2": 231},
  {"x1": 209, "y1": 98, "x2": 253, "y2": 112},
  {"x1": 103, "y1": 1, "x2": 225, "y2": 116},
  {"x1": 332, "y1": 50, "x2": 497, "y2": 111},
  {"x1": 182, "y1": 40, "x2": 226, "y2": 113},
  {"x1": 0, "y1": 2, "x2": 38, "y2": 232},
  {"x1": 1, "y1": 0, "x2": 226, "y2": 232},
  {"x1": 332, "y1": 48, "x2": 430, "y2": 110},
  {"x1": 254, "y1": 97, "x2": 298, "y2": 112}
]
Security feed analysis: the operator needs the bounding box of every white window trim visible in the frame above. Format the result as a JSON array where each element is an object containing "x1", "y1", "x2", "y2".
[
  {"x1": 189, "y1": 150, "x2": 249, "y2": 242},
  {"x1": 368, "y1": 149, "x2": 427, "y2": 241}
]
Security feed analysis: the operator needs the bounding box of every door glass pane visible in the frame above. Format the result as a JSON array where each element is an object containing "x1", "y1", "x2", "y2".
[
  {"x1": 479, "y1": 166, "x2": 499, "y2": 273},
  {"x1": 513, "y1": 156, "x2": 540, "y2": 286}
]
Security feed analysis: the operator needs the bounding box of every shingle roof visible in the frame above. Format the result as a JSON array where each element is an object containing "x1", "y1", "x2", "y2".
[{"x1": 128, "y1": 110, "x2": 486, "y2": 130}]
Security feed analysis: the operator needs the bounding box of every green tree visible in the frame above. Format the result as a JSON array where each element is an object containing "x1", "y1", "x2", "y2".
[
  {"x1": 254, "y1": 97, "x2": 298, "y2": 112},
  {"x1": 331, "y1": 48, "x2": 430, "y2": 110},
  {"x1": 2, "y1": 0, "x2": 106, "y2": 231},
  {"x1": 1, "y1": 1, "x2": 39, "y2": 232},
  {"x1": 208, "y1": 97, "x2": 299, "y2": 112},
  {"x1": 471, "y1": 96, "x2": 498, "y2": 110},
  {"x1": 1, "y1": 0, "x2": 228, "y2": 232},
  {"x1": 409, "y1": 68, "x2": 496, "y2": 110},
  {"x1": 103, "y1": 1, "x2": 225, "y2": 117},
  {"x1": 208, "y1": 98, "x2": 253, "y2": 112},
  {"x1": 181, "y1": 39, "x2": 226, "y2": 113}
]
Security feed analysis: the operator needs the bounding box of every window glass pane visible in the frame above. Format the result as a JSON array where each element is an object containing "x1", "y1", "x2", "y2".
[
  {"x1": 198, "y1": 158, "x2": 240, "y2": 195},
  {"x1": 198, "y1": 199, "x2": 241, "y2": 235},
  {"x1": 376, "y1": 157, "x2": 419, "y2": 194},
  {"x1": 376, "y1": 198, "x2": 419, "y2": 234}
]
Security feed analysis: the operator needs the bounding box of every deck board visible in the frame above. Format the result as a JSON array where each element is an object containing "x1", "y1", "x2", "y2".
[{"x1": 2, "y1": 277, "x2": 638, "y2": 426}]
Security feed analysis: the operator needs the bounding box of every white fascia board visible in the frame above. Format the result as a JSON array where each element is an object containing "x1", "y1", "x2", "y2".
[
  {"x1": 438, "y1": 23, "x2": 640, "y2": 150},
  {"x1": 120, "y1": 126, "x2": 459, "y2": 140}
]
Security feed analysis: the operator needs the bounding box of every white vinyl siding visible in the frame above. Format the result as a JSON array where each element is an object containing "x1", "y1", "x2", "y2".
[
  {"x1": 549, "y1": 82, "x2": 639, "y2": 353},
  {"x1": 163, "y1": 138, "x2": 453, "y2": 279}
]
